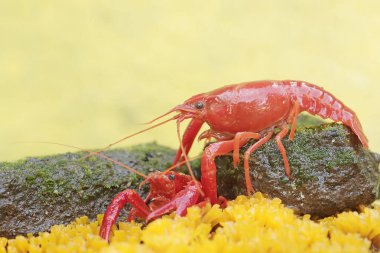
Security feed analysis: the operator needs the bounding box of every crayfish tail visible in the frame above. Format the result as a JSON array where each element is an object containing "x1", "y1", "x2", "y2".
[{"x1": 284, "y1": 80, "x2": 369, "y2": 148}]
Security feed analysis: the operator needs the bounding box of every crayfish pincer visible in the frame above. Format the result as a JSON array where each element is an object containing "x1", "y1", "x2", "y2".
[{"x1": 97, "y1": 80, "x2": 369, "y2": 240}]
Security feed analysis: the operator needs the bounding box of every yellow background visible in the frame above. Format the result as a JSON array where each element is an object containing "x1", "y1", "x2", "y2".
[{"x1": 1, "y1": 1, "x2": 379, "y2": 161}]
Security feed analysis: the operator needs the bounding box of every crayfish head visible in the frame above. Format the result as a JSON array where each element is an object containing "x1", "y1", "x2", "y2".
[
  {"x1": 147, "y1": 172, "x2": 192, "y2": 198},
  {"x1": 147, "y1": 172, "x2": 175, "y2": 198},
  {"x1": 175, "y1": 91, "x2": 232, "y2": 129},
  {"x1": 174, "y1": 93, "x2": 208, "y2": 122},
  {"x1": 180, "y1": 86, "x2": 238, "y2": 133},
  {"x1": 168, "y1": 171, "x2": 193, "y2": 193}
]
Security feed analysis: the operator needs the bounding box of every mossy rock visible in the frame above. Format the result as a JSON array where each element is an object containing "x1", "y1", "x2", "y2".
[
  {"x1": 1, "y1": 119, "x2": 379, "y2": 238},
  {"x1": 0, "y1": 143, "x2": 175, "y2": 238},
  {"x1": 216, "y1": 123, "x2": 380, "y2": 217}
]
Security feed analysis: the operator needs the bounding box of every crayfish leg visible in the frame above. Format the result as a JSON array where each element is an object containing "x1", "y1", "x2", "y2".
[
  {"x1": 201, "y1": 139, "x2": 238, "y2": 204},
  {"x1": 288, "y1": 100, "x2": 300, "y2": 140},
  {"x1": 275, "y1": 125, "x2": 291, "y2": 177},
  {"x1": 173, "y1": 118, "x2": 204, "y2": 165},
  {"x1": 175, "y1": 183, "x2": 201, "y2": 216},
  {"x1": 232, "y1": 132, "x2": 261, "y2": 168},
  {"x1": 99, "y1": 189, "x2": 150, "y2": 241},
  {"x1": 243, "y1": 131, "x2": 274, "y2": 195}
]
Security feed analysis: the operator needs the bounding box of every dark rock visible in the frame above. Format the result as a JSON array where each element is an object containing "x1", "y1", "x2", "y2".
[
  {"x1": 216, "y1": 123, "x2": 380, "y2": 218},
  {"x1": 1, "y1": 122, "x2": 379, "y2": 238},
  {"x1": 0, "y1": 143, "x2": 175, "y2": 238}
]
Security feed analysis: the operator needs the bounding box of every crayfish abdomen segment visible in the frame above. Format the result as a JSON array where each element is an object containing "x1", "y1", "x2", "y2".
[{"x1": 284, "y1": 80, "x2": 368, "y2": 148}]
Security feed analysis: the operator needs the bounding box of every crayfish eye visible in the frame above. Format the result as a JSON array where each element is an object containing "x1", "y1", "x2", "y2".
[
  {"x1": 168, "y1": 174, "x2": 175, "y2": 180},
  {"x1": 195, "y1": 101, "x2": 204, "y2": 110}
]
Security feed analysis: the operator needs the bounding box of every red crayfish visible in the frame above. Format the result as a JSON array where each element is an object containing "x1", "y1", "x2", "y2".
[
  {"x1": 97, "y1": 80, "x2": 368, "y2": 241},
  {"x1": 99, "y1": 170, "x2": 207, "y2": 242}
]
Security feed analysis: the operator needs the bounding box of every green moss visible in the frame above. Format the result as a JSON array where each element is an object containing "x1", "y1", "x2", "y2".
[
  {"x1": 296, "y1": 113, "x2": 327, "y2": 128},
  {"x1": 1, "y1": 142, "x2": 176, "y2": 203},
  {"x1": 292, "y1": 166, "x2": 314, "y2": 187}
]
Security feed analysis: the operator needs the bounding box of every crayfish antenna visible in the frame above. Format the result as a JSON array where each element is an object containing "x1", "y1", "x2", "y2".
[
  {"x1": 83, "y1": 113, "x2": 179, "y2": 159},
  {"x1": 176, "y1": 120, "x2": 205, "y2": 197},
  {"x1": 142, "y1": 107, "x2": 177, "y2": 125},
  {"x1": 25, "y1": 141, "x2": 148, "y2": 179}
]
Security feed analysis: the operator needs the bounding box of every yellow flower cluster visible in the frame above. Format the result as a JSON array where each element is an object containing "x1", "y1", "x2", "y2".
[{"x1": 1, "y1": 193, "x2": 379, "y2": 253}]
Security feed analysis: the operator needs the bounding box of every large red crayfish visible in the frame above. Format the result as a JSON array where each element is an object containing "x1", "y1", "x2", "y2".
[{"x1": 97, "y1": 80, "x2": 368, "y2": 241}]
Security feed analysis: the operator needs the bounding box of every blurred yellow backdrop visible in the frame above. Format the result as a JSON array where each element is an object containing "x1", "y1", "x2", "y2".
[{"x1": 0, "y1": 1, "x2": 379, "y2": 161}]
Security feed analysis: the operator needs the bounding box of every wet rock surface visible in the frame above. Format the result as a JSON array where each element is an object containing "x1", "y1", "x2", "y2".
[
  {"x1": 0, "y1": 143, "x2": 174, "y2": 238},
  {"x1": 216, "y1": 123, "x2": 380, "y2": 218}
]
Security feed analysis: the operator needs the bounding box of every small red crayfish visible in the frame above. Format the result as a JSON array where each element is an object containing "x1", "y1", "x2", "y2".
[
  {"x1": 97, "y1": 80, "x2": 368, "y2": 240},
  {"x1": 99, "y1": 170, "x2": 209, "y2": 242}
]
